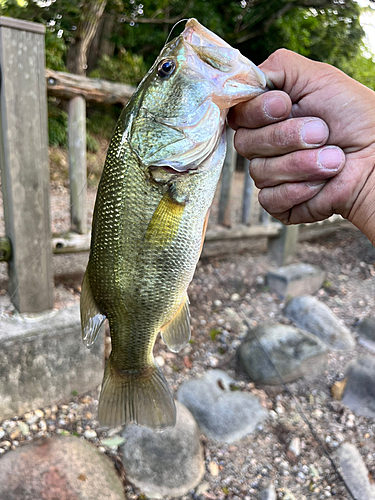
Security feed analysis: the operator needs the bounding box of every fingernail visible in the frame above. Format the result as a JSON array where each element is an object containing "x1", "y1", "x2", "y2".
[
  {"x1": 318, "y1": 147, "x2": 344, "y2": 170},
  {"x1": 264, "y1": 96, "x2": 288, "y2": 119},
  {"x1": 301, "y1": 120, "x2": 328, "y2": 145}
]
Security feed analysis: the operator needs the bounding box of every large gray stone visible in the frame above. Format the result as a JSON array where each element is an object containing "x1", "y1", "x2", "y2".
[
  {"x1": 338, "y1": 443, "x2": 375, "y2": 500},
  {"x1": 0, "y1": 435, "x2": 126, "y2": 500},
  {"x1": 0, "y1": 305, "x2": 104, "y2": 419},
  {"x1": 356, "y1": 317, "x2": 375, "y2": 352},
  {"x1": 236, "y1": 324, "x2": 328, "y2": 385},
  {"x1": 284, "y1": 295, "x2": 355, "y2": 351},
  {"x1": 121, "y1": 401, "x2": 204, "y2": 498},
  {"x1": 177, "y1": 370, "x2": 268, "y2": 443},
  {"x1": 266, "y1": 263, "x2": 325, "y2": 299},
  {"x1": 342, "y1": 356, "x2": 375, "y2": 418}
]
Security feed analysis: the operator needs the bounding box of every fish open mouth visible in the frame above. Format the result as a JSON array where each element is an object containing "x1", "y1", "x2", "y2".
[{"x1": 182, "y1": 18, "x2": 274, "y2": 93}]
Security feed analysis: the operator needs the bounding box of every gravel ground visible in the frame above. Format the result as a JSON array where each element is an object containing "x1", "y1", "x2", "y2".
[{"x1": 0, "y1": 156, "x2": 375, "y2": 499}]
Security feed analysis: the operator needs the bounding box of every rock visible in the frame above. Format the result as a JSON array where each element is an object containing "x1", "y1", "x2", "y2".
[
  {"x1": 288, "y1": 437, "x2": 301, "y2": 457},
  {"x1": 342, "y1": 357, "x2": 375, "y2": 418},
  {"x1": 236, "y1": 324, "x2": 328, "y2": 385},
  {"x1": 337, "y1": 443, "x2": 375, "y2": 500},
  {"x1": 260, "y1": 484, "x2": 277, "y2": 500},
  {"x1": 177, "y1": 370, "x2": 268, "y2": 443},
  {"x1": 0, "y1": 435, "x2": 126, "y2": 500},
  {"x1": 121, "y1": 401, "x2": 204, "y2": 498},
  {"x1": 356, "y1": 316, "x2": 375, "y2": 352},
  {"x1": 284, "y1": 295, "x2": 355, "y2": 350},
  {"x1": 0, "y1": 306, "x2": 104, "y2": 421},
  {"x1": 331, "y1": 378, "x2": 348, "y2": 400},
  {"x1": 83, "y1": 429, "x2": 97, "y2": 440},
  {"x1": 266, "y1": 263, "x2": 325, "y2": 299},
  {"x1": 209, "y1": 461, "x2": 219, "y2": 476}
]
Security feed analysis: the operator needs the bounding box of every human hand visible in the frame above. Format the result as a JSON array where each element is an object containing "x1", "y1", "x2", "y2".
[{"x1": 228, "y1": 49, "x2": 375, "y2": 245}]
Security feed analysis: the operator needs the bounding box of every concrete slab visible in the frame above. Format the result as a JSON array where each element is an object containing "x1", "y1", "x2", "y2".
[
  {"x1": 0, "y1": 305, "x2": 104, "y2": 420},
  {"x1": 266, "y1": 263, "x2": 325, "y2": 299}
]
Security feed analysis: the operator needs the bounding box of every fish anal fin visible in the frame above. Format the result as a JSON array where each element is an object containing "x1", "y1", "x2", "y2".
[
  {"x1": 161, "y1": 295, "x2": 191, "y2": 353},
  {"x1": 98, "y1": 357, "x2": 176, "y2": 430},
  {"x1": 145, "y1": 191, "x2": 185, "y2": 248},
  {"x1": 80, "y1": 272, "x2": 106, "y2": 348}
]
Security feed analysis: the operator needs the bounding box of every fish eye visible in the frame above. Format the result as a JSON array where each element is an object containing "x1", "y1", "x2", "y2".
[{"x1": 157, "y1": 59, "x2": 176, "y2": 78}]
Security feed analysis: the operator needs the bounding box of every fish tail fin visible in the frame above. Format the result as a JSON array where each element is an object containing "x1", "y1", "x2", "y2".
[{"x1": 98, "y1": 356, "x2": 176, "y2": 430}]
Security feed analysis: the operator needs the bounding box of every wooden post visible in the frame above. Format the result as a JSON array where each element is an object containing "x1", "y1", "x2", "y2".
[
  {"x1": 68, "y1": 96, "x2": 87, "y2": 234},
  {"x1": 242, "y1": 160, "x2": 254, "y2": 225},
  {"x1": 218, "y1": 128, "x2": 236, "y2": 227},
  {"x1": 268, "y1": 225, "x2": 299, "y2": 267},
  {"x1": 0, "y1": 17, "x2": 53, "y2": 313}
]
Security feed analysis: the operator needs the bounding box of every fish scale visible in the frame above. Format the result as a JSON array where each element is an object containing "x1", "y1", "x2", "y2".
[{"x1": 80, "y1": 18, "x2": 270, "y2": 430}]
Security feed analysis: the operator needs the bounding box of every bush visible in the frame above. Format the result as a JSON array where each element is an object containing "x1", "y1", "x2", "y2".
[
  {"x1": 89, "y1": 49, "x2": 147, "y2": 86},
  {"x1": 48, "y1": 103, "x2": 68, "y2": 148}
]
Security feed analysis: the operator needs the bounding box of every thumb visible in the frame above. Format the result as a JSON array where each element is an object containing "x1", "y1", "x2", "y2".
[{"x1": 259, "y1": 49, "x2": 329, "y2": 101}]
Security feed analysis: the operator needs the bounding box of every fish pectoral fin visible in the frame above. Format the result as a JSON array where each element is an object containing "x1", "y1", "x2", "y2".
[
  {"x1": 98, "y1": 357, "x2": 176, "y2": 430},
  {"x1": 161, "y1": 294, "x2": 191, "y2": 353},
  {"x1": 80, "y1": 272, "x2": 106, "y2": 348},
  {"x1": 145, "y1": 190, "x2": 185, "y2": 248}
]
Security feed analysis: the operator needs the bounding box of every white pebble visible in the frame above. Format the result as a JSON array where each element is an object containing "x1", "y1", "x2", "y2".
[
  {"x1": 155, "y1": 355, "x2": 165, "y2": 367},
  {"x1": 84, "y1": 429, "x2": 97, "y2": 439},
  {"x1": 231, "y1": 293, "x2": 240, "y2": 302}
]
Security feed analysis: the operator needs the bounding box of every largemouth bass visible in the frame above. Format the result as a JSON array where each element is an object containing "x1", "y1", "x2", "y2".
[{"x1": 80, "y1": 19, "x2": 270, "y2": 430}]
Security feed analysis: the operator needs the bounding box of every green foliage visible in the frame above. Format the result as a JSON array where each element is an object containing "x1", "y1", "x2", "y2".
[
  {"x1": 210, "y1": 328, "x2": 221, "y2": 341},
  {"x1": 86, "y1": 106, "x2": 121, "y2": 141},
  {"x1": 340, "y1": 51, "x2": 375, "y2": 91},
  {"x1": 86, "y1": 133, "x2": 100, "y2": 154},
  {"x1": 45, "y1": 28, "x2": 66, "y2": 71},
  {"x1": 48, "y1": 103, "x2": 68, "y2": 148},
  {"x1": 89, "y1": 50, "x2": 147, "y2": 86}
]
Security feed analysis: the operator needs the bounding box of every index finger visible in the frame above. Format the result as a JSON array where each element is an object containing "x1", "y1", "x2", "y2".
[{"x1": 228, "y1": 90, "x2": 292, "y2": 130}]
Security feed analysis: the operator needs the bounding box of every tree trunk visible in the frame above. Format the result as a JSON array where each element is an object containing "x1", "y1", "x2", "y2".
[
  {"x1": 66, "y1": 0, "x2": 108, "y2": 76},
  {"x1": 87, "y1": 13, "x2": 115, "y2": 73}
]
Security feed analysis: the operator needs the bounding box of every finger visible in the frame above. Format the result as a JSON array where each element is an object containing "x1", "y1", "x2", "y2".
[
  {"x1": 235, "y1": 117, "x2": 329, "y2": 159},
  {"x1": 258, "y1": 181, "x2": 326, "y2": 215},
  {"x1": 249, "y1": 146, "x2": 345, "y2": 188},
  {"x1": 228, "y1": 90, "x2": 292, "y2": 130}
]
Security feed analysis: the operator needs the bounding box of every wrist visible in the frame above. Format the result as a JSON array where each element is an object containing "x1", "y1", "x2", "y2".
[{"x1": 347, "y1": 156, "x2": 375, "y2": 246}]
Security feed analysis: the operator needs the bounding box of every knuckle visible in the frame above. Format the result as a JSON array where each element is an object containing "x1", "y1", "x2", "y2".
[{"x1": 249, "y1": 157, "x2": 267, "y2": 187}]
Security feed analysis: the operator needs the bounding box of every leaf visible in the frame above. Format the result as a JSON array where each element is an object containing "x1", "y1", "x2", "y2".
[{"x1": 101, "y1": 436, "x2": 126, "y2": 447}]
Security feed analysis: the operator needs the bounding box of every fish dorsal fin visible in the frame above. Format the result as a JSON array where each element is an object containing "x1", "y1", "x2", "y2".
[
  {"x1": 145, "y1": 190, "x2": 186, "y2": 248},
  {"x1": 80, "y1": 272, "x2": 106, "y2": 348},
  {"x1": 161, "y1": 294, "x2": 191, "y2": 352}
]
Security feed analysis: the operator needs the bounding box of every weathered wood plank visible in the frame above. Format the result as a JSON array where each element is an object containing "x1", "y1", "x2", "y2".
[
  {"x1": 50, "y1": 224, "x2": 282, "y2": 255},
  {"x1": 268, "y1": 225, "x2": 299, "y2": 266},
  {"x1": 68, "y1": 96, "x2": 87, "y2": 234},
  {"x1": 0, "y1": 17, "x2": 53, "y2": 312},
  {"x1": 46, "y1": 68, "x2": 135, "y2": 105},
  {"x1": 52, "y1": 233, "x2": 91, "y2": 254},
  {"x1": 218, "y1": 128, "x2": 236, "y2": 227}
]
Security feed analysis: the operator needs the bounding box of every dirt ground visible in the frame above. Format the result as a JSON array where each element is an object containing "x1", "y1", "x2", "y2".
[{"x1": 0, "y1": 152, "x2": 375, "y2": 499}]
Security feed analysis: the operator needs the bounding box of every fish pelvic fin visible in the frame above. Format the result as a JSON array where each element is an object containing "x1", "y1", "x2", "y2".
[
  {"x1": 161, "y1": 294, "x2": 191, "y2": 353},
  {"x1": 80, "y1": 272, "x2": 106, "y2": 348},
  {"x1": 98, "y1": 356, "x2": 176, "y2": 430}
]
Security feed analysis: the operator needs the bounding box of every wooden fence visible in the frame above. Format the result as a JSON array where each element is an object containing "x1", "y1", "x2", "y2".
[{"x1": 0, "y1": 16, "x2": 296, "y2": 315}]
